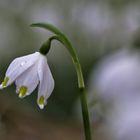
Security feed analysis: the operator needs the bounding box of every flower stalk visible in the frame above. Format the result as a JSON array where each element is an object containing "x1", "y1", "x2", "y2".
[{"x1": 31, "y1": 23, "x2": 92, "y2": 140}]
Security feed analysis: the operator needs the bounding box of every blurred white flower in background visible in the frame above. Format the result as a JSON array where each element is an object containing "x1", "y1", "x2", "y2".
[
  {"x1": 88, "y1": 49, "x2": 140, "y2": 140},
  {"x1": 108, "y1": 99, "x2": 140, "y2": 140},
  {"x1": 90, "y1": 49, "x2": 140, "y2": 104},
  {"x1": 0, "y1": 52, "x2": 54, "y2": 109}
]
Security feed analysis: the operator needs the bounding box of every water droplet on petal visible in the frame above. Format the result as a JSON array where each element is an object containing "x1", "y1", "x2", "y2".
[
  {"x1": 20, "y1": 60, "x2": 28, "y2": 66},
  {"x1": 20, "y1": 62, "x2": 25, "y2": 66}
]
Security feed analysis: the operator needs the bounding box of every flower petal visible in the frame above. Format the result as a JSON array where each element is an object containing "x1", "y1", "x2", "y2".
[
  {"x1": 15, "y1": 63, "x2": 39, "y2": 98},
  {"x1": 0, "y1": 52, "x2": 40, "y2": 88},
  {"x1": 37, "y1": 55, "x2": 54, "y2": 109}
]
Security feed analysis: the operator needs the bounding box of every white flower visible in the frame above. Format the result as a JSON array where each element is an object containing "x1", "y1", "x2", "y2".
[{"x1": 0, "y1": 52, "x2": 54, "y2": 109}]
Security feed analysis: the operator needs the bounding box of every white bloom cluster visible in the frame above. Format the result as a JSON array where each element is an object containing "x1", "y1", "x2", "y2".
[{"x1": 0, "y1": 52, "x2": 54, "y2": 109}]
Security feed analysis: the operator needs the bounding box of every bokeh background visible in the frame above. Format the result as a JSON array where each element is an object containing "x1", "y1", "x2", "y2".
[{"x1": 0, "y1": 0, "x2": 140, "y2": 139}]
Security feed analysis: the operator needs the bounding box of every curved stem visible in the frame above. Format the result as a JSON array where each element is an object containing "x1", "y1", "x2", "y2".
[
  {"x1": 31, "y1": 23, "x2": 84, "y2": 89},
  {"x1": 31, "y1": 23, "x2": 92, "y2": 140}
]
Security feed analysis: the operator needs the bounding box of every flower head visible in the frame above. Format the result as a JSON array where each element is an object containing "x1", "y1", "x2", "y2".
[{"x1": 0, "y1": 52, "x2": 54, "y2": 109}]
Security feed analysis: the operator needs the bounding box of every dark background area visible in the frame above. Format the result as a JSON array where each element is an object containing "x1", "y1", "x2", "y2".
[{"x1": 0, "y1": 0, "x2": 140, "y2": 139}]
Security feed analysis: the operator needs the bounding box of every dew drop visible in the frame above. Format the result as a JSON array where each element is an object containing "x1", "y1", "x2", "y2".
[{"x1": 20, "y1": 61, "x2": 26, "y2": 66}]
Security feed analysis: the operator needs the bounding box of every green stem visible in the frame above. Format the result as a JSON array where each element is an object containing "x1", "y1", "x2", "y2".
[
  {"x1": 31, "y1": 23, "x2": 84, "y2": 88},
  {"x1": 39, "y1": 36, "x2": 59, "y2": 55},
  {"x1": 31, "y1": 23, "x2": 92, "y2": 140},
  {"x1": 80, "y1": 88, "x2": 92, "y2": 140}
]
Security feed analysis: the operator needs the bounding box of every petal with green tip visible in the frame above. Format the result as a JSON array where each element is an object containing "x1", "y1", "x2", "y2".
[
  {"x1": 38, "y1": 96, "x2": 45, "y2": 109},
  {"x1": 0, "y1": 77, "x2": 9, "y2": 88},
  {"x1": 37, "y1": 55, "x2": 54, "y2": 108},
  {"x1": 16, "y1": 63, "x2": 39, "y2": 96},
  {"x1": 4, "y1": 52, "x2": 40, "y2": 86}
]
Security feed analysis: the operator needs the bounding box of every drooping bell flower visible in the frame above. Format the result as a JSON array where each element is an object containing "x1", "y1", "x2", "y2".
[{"x1": 0, "y1": 52, "x2": 54, "y2": 109}]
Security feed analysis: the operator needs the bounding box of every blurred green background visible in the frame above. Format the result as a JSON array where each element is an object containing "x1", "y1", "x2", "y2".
[{"x1": 0, "y1": 0, "x2": 140, "y2": 139}]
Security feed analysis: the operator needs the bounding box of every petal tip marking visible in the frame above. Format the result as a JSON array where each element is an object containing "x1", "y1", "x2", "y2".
[
  {"x1": 1, "y1": 77, "x2": 9, "y2": 88},
  {"x1": 18, "y1": 86, "x2": 28, "y2": 98},
  {"x1": 38, "y1": 96, "x2": 45, "y2": 109}
]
